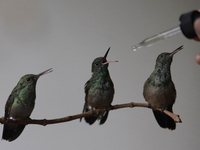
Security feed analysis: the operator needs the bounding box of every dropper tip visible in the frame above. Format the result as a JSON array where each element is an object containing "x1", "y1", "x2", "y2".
[
  {"x1": 132, "y1": 45, "x2": 137, "y2": 51},
  {"x1": 132, "y1": 44, "x2": 143, "y2": 51}
]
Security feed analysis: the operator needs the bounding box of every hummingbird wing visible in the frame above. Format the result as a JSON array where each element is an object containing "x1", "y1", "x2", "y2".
[
  {"x1": 2, "y1": 95, "x2": 26, "y2": 141},
  {"x1": 84, "y1": 80, "x2": 90, "y2": 99},
  {"x1": 4, "y1": 94, "x2": 15, "y2": 119},
  {"x1": 80, "y1": 80, "x2": 98, "y2": 125}
]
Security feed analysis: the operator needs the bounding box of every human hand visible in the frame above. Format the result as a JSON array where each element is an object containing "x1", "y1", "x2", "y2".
[
  {"x1": 194, "y1": 11, "x2": 200, "y2": 64},
  {"x1": 193, "y1": 17, "x2": 200, "y2": 41}
]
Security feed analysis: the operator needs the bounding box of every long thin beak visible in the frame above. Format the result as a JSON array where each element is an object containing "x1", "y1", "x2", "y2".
[
  {"x1": 170, "y1": 45, "x2": 183, "y2": 56},
  {"x1": 103, "y1": 47, "x2": 111, "y2": 59},
  {"x1": 35, "y1": 68, "x2": 53, "y2": 79},
  {"x1": 102, "y1": 47, "x2": 118, "y2": 64},
  {"x1": 102, "y1": 47, "x2": 111, "y2": 63}
]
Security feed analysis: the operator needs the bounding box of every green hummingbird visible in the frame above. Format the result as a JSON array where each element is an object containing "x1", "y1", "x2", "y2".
[
  {"x1": 2, "y1": 68, "x2": 53, "y2": 142},
  {"x1": 143, "y1": 45, "x2": 183, "y2": 130},
  {"x1": 80, "y1": 47, "x2": 117, "y2": 125}
]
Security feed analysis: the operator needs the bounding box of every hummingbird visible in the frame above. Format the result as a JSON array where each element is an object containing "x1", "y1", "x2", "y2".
[
  {"x1": 80, "y1": 47, "x2": 117, "y2": 125},
  {"x1": 143, "y1": 45, "x2": 183, "y2": 130},
  {"x1": 2, "y1": 68, "x2": 53, "y2": 142}
]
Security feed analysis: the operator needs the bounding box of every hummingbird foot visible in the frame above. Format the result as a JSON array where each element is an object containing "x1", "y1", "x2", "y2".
[
  {"x1": 161, "y1": 107, "x2": 167, "y2": 113},
  {"x1": 91, "y1": 108, "x2": 98, "y2": 115},
  {"x1": 147, "y1": 103, "x2": 152, "y2": 108}
]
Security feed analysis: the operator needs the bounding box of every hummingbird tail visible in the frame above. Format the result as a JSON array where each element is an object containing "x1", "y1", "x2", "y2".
[
  {"x1": 85, "y1": 116, "x2": 98, "y2": 125},
  {"x1": 81, "y1": 103, "x2": 98, "y2": 125},
  {"x1": 166, "y1": 106, "x2": 176, "y2": 130},
  {"x1": 99, "y1": 111, "x2": 109, "y2": 125},
  {"x1": 153, "y1": 107, "x2": 176, "y2": 130},
  {"x1": 84, "y1": 111, "x2": 110, "y2": 125},
  {"x1": 2, "y1": 123, "x2": 25, "y2": 142},
  {"x1": 81, "y1": 103, "x2": 109, "y2": 125}
]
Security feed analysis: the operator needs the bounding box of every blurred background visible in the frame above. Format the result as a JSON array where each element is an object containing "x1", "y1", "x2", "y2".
[{"x1": 0, "y1": 0, "x2": 199, "y2": 150}]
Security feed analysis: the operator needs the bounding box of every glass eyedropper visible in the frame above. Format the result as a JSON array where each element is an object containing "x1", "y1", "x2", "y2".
[
  {"x1": 132, "y1": 26, "x2": 181, "y2": 51},
  {"x1": 132, "y1": 10, "x2": 200, "y2": 51}
]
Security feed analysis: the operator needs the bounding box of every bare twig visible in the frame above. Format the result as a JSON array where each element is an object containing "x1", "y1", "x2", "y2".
[{"x1": 0, "y1": 102, "x2": 182, "y2": 126}]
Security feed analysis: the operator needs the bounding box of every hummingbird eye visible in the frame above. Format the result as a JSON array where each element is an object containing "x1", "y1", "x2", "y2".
[
  {"x1": 26, "y1": 78, "x2": 31, "y2": 82},
  {"x1": 95, "y1": 62, "x2": 99, "y2": 66},
  {"x1": 160, "y1": 54, "x2": 163, "y2": 58}
]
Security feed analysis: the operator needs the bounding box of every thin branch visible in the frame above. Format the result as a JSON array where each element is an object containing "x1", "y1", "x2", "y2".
[{"x1": 0, "y1": 102, "x2": 182, "y2": 126}]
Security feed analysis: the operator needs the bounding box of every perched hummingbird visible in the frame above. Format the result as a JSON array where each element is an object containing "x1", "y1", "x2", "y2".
[
  {"x1": 80, "y1": 47, "x2": 117, "y2": 125},
  {"x1": 2, "y1": 68, "x2": 53, "y2": 142},
  {"x1": 143, "y1": 45, "x2": 183, "y2": 130}
]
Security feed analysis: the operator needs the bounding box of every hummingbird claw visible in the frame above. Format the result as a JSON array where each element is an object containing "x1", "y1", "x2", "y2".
[
  {"x1": 161, "y1": 107, "x2": 166, "y2": 113},
  {"x1": 147, "y1": 103, "x2": 152, "y2": 108}
]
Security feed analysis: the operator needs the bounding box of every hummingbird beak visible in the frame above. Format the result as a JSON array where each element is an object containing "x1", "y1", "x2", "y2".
[
  {"x1": 102, "y1": 47, "x2": 118, "y2": 64},
  {"x1": 169, "y1": 45, "x2": 183, "y2": 57},
  {"x1": 102, "y1": 47, "x2": 111, "y2": 63},
  {"x1": 103, "y1": 47, "x2": 110, "y2": 59},
  {"x1": 35, "y1": 68, "x2": 53, "y2": 79}
]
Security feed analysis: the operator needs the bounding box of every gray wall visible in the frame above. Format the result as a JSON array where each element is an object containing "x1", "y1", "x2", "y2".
[{"x1": 0, "y1": 0, "x2": 200, "y2": 150}]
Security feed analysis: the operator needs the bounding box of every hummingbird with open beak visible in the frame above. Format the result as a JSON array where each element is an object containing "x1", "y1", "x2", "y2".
[
  {"x1": 2, "y1": 68, "x2": 53, "y2": 141},
  {"x1": 80, "y1": 47, "x2": 117, "y2": 125},
  {"x1": 143, "y1": 45, "x2": 183, "y2": 130}
]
